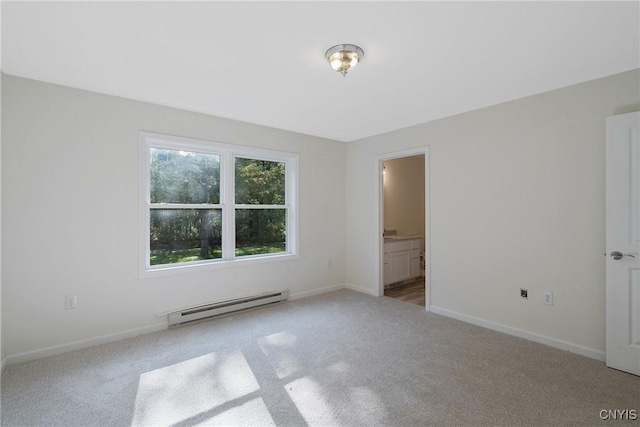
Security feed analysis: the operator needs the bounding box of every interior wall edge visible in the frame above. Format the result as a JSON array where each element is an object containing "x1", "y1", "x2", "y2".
[
  {"x1": 3, "y1": 322, "x2": 167, "y2": 367},
  {"x1": 288, "y1": 283, "x2": 346, "y2": 300},
  {"x1": 344, "y1": 283, "x2": 379, "y2": 297},
  {"x1": 430, "y1": 306, "x2": 605, "y2": 361}
]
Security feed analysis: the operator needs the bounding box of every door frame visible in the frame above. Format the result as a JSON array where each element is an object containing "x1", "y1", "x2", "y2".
[{"x1": 375, "y1": 146, "x2": 431, "y2": 309}]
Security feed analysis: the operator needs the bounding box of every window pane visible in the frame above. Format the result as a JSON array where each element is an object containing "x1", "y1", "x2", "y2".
[
  {"x1": 150, "y1": 209, "x2": 222, "y2": 265},
  {"x1": 150, "y1": 148, "x2": 220, "y2": 204},
  {"x1": 235, "y1": 209, "x2": 286, "y2": 257},
  {"x1": 235, "y1": 158, "x2": 285, "y2": 205}
]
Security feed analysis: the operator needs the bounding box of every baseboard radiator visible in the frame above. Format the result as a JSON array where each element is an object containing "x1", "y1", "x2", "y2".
[{"x1": 168, "y1": 289, "x2": 289, "y2": 326}]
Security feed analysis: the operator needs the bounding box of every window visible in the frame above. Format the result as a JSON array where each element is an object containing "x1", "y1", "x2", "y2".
[
  {"x1": 234, "y1": 157, "x2": 287, "y2": 256},
  {"x1": 140, "y1": 132, "x2": 297, "y2": 274}
]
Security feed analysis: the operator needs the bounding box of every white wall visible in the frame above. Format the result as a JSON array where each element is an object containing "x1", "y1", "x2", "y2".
[
  {"x1": 384, "y1": 155, "x2": 425, "y2": 250},
  {"x1": 0, "y1": 2, "x2": 3, "y2": 374},
  {"x1": 1, "y1": 75, "x2": 347, "y2": 361},
  {"x1": 4, "y1": 69, "x2": 639, "y2": 363},
  {"x1": 346, "y1": 69, "x2": 640, "y2": 356}
]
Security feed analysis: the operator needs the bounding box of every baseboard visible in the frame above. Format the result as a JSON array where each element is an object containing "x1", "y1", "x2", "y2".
[
  {"x1": 344, "y1": 283, "x2": 379, "y2": 297},
  {"x1": 429, "y1": 306, "x2": 605, "y2": 362},
  {"x1": 4, "y1": 323, "x2": 168, "y2": 367},
  {"x1": 289, "y1": 284, "x2": 346, "y2": 300},
  {"x1": 3, "y1": 284, "x2": 385, "y2": 367},
  {"x1": 4, "y1": 284, "x2": 358, "y2": 366},
  {"x1": 290, "y1": 283, "x2": 379, "y2": 300}
]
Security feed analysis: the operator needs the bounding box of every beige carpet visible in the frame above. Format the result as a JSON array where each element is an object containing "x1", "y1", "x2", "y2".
[{"x1": 2, "y1": 289, "x2": 639, "y2": 426}]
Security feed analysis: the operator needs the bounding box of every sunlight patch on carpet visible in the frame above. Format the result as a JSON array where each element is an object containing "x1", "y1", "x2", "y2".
[
  {"x1": 131, "y1": 349, "x2": 260, "y2": 426},
  {"x1": 192, "y1": 397, "x2": 275, "y2": 426},
  {"x1": 285, "y1": 376, "x2": 340, "y2": 426},
  {"x1": 285, "y1": 369, "x2": 387, "y2": 425},
  {"x1": 258, "y1": 331, "x2": 300, "y2": 379}
]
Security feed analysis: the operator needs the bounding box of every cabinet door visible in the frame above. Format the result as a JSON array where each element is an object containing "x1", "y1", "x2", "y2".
[
  {"x1": 389, "y1": 250, "x2": 411, "y2": 283},
  {"x1": 411, "y1": 257, "x2": 420, "y2": 278}
]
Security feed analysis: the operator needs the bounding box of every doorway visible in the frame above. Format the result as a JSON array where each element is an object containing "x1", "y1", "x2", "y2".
[{"x1": 377, "y1": 147, "x2": 430, "y2": 309}]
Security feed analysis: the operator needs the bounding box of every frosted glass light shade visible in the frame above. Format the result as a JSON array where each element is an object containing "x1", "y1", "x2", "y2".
[{"x1": 325, "y1": 44, "x2": 364, "y2": 76}]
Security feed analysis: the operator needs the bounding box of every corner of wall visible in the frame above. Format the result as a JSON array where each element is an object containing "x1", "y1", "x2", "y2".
[
  {"x1": 289, "y1": 284, "x2": 346, "y2": 300},
  {"x1": 345, "y1": 283, "x2": 379, "y2": 297}
]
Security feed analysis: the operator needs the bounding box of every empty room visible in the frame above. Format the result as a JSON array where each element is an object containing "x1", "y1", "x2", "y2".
[{"x1": 1, "y1": 1, "x2": 639, "y2": 426}]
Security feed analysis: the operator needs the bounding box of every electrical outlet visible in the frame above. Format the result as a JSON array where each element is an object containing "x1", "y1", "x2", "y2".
[
  {"x1": 543, "y1": 292, "x2": 553, "y2": 306},
  {"x1": 65, "y1": 295, "x2": 77, "y2": 310},
  {"x1": 520, "y1": 288, "x2": 528, "y2": 299}
]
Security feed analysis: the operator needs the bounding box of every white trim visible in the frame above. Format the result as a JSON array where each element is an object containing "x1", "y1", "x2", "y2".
[
  {"x1": 139, "y1": 133, "x2": 151, "y2": 271},
  {"x1": 143, "y1": 252, "x2": 299, "y2": 277},
  {"x1": 3, "y1": 323, "x2": 168, "y2": 367},
  {"x1": 290, "y1": 283, "x2": 379, "y2": 300},
  {"x1": 289, "y1": 283, "x2": 379, "y2": 300},
  {"x1": 430, "y1": 306, "x2": 606, "y2": 361},
  {"x1": 3, "y1": 285, "x2": 345, "y2": 367},
  {"x1": 234, "y1": 205, "x2": 288, "y2": 209},
  {"x1": 222, "y1": 150, "x2": 234, "y2": 261},
  {"x1": 345, "y1": 283, "x2": 379, "y2": 297},
  {"x1": 150, "y1": 203, "x2": 223, "y2": 210},
  {"x1": 375, "y1": 147, "x2": 431, "y2": 309},
  {"x1": 289, "y1": 284, "x2": 347, "y2": 300},
  {"x1": 138, "y1": 131, "x2": 299, "y2": 277},
  {"x1": 141, "y1": 131, "x2": 294, "y2": 161}
]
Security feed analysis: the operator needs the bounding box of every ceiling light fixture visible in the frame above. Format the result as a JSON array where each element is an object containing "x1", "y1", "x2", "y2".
[{"x1": 325, "y1": 44, "x2": 364, "y2": 77}]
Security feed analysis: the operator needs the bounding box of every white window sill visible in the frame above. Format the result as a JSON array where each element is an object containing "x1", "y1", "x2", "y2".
[{"x1": 141, "y1": 252, "x2": 299, "y2": 278}]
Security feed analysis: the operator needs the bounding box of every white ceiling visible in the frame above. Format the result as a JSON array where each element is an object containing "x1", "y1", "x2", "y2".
[{"x1": 2, "y1": 1, "x2": 639, "y2": 142}]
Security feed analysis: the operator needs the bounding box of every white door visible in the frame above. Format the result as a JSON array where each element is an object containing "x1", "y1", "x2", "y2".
[{"x1": 606, "y1": 111, "x2": 640, "y2": 376}]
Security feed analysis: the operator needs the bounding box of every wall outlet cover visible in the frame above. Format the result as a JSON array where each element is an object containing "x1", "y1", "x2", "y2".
[{"x1": 65, "y1": 295, "x2": 77, "y2": 310}]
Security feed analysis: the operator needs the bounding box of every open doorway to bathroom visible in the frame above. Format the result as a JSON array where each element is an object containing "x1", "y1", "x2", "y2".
[{"x1": 378, "y1": 149, "x2": 429, "y2": 308}]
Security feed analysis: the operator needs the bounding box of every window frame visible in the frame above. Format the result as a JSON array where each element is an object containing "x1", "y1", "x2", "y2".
[{"x1": 139, "y1": 132, "x2": 298, "y2": 277}]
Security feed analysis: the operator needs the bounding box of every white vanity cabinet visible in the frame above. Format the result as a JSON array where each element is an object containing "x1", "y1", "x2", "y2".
[{"x1": 383, "y1": 237, "x2": 421, "y2": 286}]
